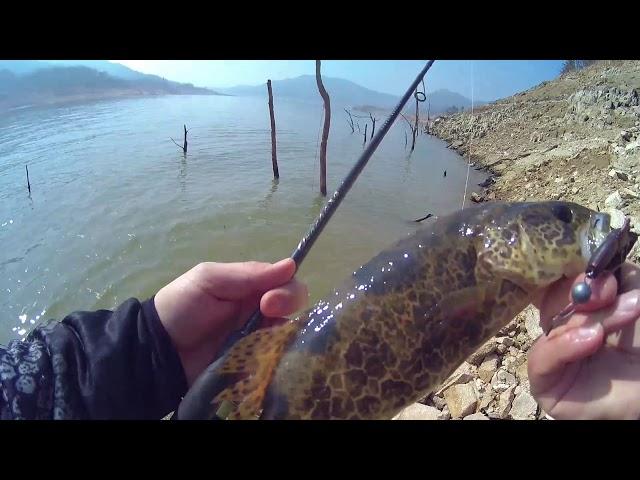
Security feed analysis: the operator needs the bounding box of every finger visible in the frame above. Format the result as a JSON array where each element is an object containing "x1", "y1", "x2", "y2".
[
  {"x1": 529, "y1": 289, "x2": 640, "y2": 394},
  {"x1": 546, "y1": 289, "x2": 640, "y2": 335},
  {"x1": 618, "y1": 262, "x2": 640, "y2": 293},
  {"x1": 260, "y1": 278, "x2": 309, "y2": 318},
  {"x1": 528, "y1": 321, "x2": 604, "y2": 395},
  {"x1": 538, "y1": 272, "x2": 618, "y2": 334},
  {"x1": 599, "y1": 289, "x2": 640, "y2": 333},
  {"x1": 197, "y1": 258, "x2": 296, "y2": 300}
]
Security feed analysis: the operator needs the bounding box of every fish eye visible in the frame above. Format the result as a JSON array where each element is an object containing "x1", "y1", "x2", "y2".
[{"x1": 551, "y1": 205, "x2": 573, "y2": 224}]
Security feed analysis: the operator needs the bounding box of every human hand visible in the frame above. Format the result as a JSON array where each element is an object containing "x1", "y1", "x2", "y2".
[
  {"x1": 528, "y1": 262, "x2": 640, "y2": 419},
  {"x1": 153, "y1": 258, "x2": 308, "y2": 386}
]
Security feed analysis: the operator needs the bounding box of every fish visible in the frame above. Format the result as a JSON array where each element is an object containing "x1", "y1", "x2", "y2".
[{"x1": 211, "y1": 201, "x2": 628, "y2": 420}]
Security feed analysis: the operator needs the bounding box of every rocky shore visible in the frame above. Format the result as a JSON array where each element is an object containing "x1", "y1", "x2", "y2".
[{"x1": 394, "y1": 60, "x2": 640, "y2": 420}]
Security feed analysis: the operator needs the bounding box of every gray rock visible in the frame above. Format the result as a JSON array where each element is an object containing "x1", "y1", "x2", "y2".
[
  {"x1": 466, "y1": 339, "x2": 497, "y2": 366},
  {"x1": 510, "y1": 391, "x2": 539, "y2": 420},
  {"x1": 496, "y1": 385, "x2": 516, "y2": 419},
  {"x1": 491, "y1": 369, "x2": 517, "y2": 391},
  {"x1": 470, "y1": 192, "x2": 484, "y2": 203},
  {"x1": 478, "y1": 353, "x2": 500, "y2": 383},
  {"x1": 625, "y1": 140, "x2": 640, "y2": 152},
  {"x1": 621, "y1": 187, "x2": 640, "y2": 199},
  {"x1": 502, "y1": 355, "x2": 518, "y2": 373},
  {"x1": 616, "y1": 170, "x2": 630, "y2": 181},
  {"x1": 515, "y1": 332, "x2": 529, "y2": 349},
  {"x1": 498, "y1": 321, "x2": 518, "y2": 336},
  {"x1": 463, "y1": 412, "x2": 489, "y2": 420},
  {"x1": 443, "y1": 382, "x2": 478, "y2": 419},
  {"x1": 523, "y1": 305, "x2": 543, "y2": 339},
  {"x1": 395, "y1": 403, "x2": 441, "y2": 420},
  {"x1": 478, "y1": 390, "x2": 495, "y2": 411},
  {"x1": 431, "y1": 394, "x2": 447, "y2": 410},
  {"x1": 605, "y1": 191, "x2": 624, "y2": 209},
  {"x1": 606, "y1": 208, "x2": 626, "y2": 229},
  {"x1": 435, "y1": 362, "x2": 476, "y2": 396},
  {"x1": 496, "y1": 336, "x2": 515, "y2": 347},
  {"x1": 438, "y1": 406, "x2": 451, "y2": 420}
]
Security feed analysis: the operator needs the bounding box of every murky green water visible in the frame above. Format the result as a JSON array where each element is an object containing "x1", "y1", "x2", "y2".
[{"x1": 0, "y1": 95, "x2": 485, "y2": 344}]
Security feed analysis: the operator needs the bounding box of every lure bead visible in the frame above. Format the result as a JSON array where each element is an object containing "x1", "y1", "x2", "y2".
[{"x1": 571, "y1": 281, "x2": 592, "y2": 304}]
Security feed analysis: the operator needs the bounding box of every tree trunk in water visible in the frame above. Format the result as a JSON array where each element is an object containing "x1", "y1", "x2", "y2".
[
  {"x1": 369, "y1": 113, "x2": 376, "y2": 138},
  {"x1": 25, "y1": 165, "x2": 31, "y2": 194},
  {"x1": 411, "y1": 90, "x2": 419, "y2": 151},
  {"x1": 315, "y1": 60, "x2": 331, "y2": 196},
  {"x1": 267, "y1": 80, "x2": 279, "y2": 179},
  {"x1": 363, "y1": 123, "x2": 368, "y2": 144},
  {"x1": 183, "y1": 125, "x2": 188, "y2": 154}
]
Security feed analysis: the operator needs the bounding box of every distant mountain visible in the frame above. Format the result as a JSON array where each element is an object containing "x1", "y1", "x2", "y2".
[
  {"x1": 425, "y1": 88, "x2": 488, "y2": 113},
  {"x1": 47, "y1": 60, "x2": 153, "y2": 81},
  {"x1": 0, "y1": 61, "x2": 226, "y2": 110},
  {"x1": 217, "y1": 75, "x2": 399, "y2": 108},
  {"x1": 0, "y1": 60, "x2": 55, "y2": 76},
  {"x1": 217, "y1": 75, "x2": 484, "y2": 114}
]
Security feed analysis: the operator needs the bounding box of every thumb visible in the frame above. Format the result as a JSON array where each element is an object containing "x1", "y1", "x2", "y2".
[{"x1": 200, "y1": 258, "x2": 296, "y2": 300}]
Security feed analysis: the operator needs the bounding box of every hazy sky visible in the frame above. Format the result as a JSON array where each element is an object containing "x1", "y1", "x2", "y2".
[{"x1": 112, "y1": 60, "x2": 564, "y2": 101}]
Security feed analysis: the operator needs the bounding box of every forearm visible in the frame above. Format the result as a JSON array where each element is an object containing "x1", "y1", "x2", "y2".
[{"x1": 0, "y1": 298, "x2": 188, "y2": 419}]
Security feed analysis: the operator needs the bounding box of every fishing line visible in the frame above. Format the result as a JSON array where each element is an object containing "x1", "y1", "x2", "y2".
[
  {"x1": 461, "y1": 61, "x2": 474, "y2": 209},
  {"x1": 173, "y1": 60, "x2": 436, "y2": 420}
]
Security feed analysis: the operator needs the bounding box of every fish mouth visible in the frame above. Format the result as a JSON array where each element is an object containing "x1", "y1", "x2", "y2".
[
  {"x1": 579, "y1": 212, "x2": 639, "y2": 275},
  {"x1": 579, "y1": 212, "x2": 612, "y2": 261}
]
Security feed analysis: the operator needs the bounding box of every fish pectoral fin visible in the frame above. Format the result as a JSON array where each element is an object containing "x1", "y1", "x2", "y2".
[
  {"x1": 212, "y1": 321, "x2": 298, "y2": 420},
  {"x1": 437, "y1": 283, "x2": 500, "y2": 322}
]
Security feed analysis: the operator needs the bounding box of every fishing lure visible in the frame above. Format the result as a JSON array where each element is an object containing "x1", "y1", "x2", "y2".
[{"x1": 547, "y1": 216, "x2": 637, "y2": 334}]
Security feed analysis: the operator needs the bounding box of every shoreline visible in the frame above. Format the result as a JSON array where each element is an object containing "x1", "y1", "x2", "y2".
[
  {"x1": 394, "y1": 60, "x2": 640, "y2": 421},
  {"x1": 0, "y1": 90, "x2": 230, "y2": 114}
]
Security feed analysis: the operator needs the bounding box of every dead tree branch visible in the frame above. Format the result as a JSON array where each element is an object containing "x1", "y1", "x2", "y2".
[
  {"x1": 267, "y1": 79, "x2": 279, "y2": 179},
  {"x1": 344, "y1": 109, "x2": 355, "y2": 133},
  {"x1": 315, "y1": 60, "x2": 331, "y2": 197}
]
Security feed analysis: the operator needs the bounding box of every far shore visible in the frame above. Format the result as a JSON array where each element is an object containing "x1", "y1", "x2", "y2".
[{"x1": 0, "y1": 90, "x2": 232, "y2": 113}]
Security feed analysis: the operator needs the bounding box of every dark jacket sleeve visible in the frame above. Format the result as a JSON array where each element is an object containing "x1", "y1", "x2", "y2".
[{"x1": 0, "y1": 297, "x2": 188, "y2": 419}]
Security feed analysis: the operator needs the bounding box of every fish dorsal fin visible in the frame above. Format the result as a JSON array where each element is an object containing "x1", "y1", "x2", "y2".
[{"x1": 213, "y1": 321, "x2": 298, "y2": 420}]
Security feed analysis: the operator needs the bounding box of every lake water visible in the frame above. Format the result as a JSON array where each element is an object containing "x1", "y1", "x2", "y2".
[{"x1": 0, "y1": 95, "x2": 485, "y2": 344}]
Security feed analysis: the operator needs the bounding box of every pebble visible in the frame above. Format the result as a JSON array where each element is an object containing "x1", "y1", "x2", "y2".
[
  {"x1": 510, "y1": 391, "x2": 539, "y2": 420},
  {"x1": 496, "y1": 385, "x2": 516, "y2": 418},
  {"x1": 605, "y1": 191, "x2": 624, "y2": 209},
  {"x1": 463, "y1": 412, "x2": 489, "y2": 420},
  {"x1": 466, "y1": 339, "x2": 497, "y2": 366},
  {"x1": 395, "y1": 403, "x2": 441, "y2": 420},
  {"x1": 431, "y1": 394, "x2": 447, "y2": 410},
  {"x1": 443, "y1": 382, "x2": 478, "y2": 419},
  {"x1": 496, "y1": 336, "x2": 514, "y2": 347},
  {"x1": 478, "y1": 353, "x2": 499, "y2": 383}
]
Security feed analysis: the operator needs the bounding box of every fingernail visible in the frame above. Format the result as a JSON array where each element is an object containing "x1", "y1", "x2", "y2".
[
  {"x1": 269, "y1": 298, "x2": 284, "y2": 313},
  {"x1": 274, "y1": 258, "x2": 291, "y2": 268},
  {"x1": 572, "y1": 324, "x2": 601, "y2": 342},
  {"x1": 620, "y1": 291, "x2": 640, "y2": 313}
]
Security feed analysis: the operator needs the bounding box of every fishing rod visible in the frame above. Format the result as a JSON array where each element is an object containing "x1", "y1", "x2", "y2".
[{"x1": 173, "y1": 60, "x2": 436, "y2": 420}]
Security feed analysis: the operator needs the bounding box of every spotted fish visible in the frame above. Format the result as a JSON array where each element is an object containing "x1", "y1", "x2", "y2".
[{"x1": 212, "y1": 201, "x2": 623, "y2": 420}]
